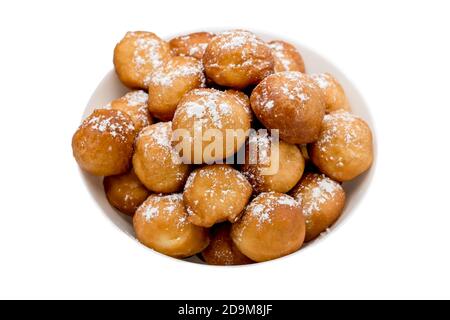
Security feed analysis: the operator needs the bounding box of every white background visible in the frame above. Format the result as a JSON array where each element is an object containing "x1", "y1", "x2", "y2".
[{"x1": 0, "y1": 0, "x2": 449, "y2": 299}]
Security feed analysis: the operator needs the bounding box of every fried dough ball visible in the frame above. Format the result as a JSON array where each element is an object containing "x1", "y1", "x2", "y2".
[
  {"x1": 231, "y1": 192, "x2": 305, "y2": 262},
  {"x1": 133, "y1": 122, "x2": 190, "y2": 193},
  {"x1": 169, "y1": 32, "x2": 215, "y2": 60},
  {"x1": 269, "y1": 40, "x2": 305, "y2": 73},
  {"x1": 203, "y1": 30, "x2": 274, "y2": 89},
  {"x1": 113, "y1": 31, "x2": 171, "y2": 89},
  {"x1": 241, "y1": 133, "x2": 305, "y2": 193},
  {"x1": 72, "y1": 109, "x2": 136, "y2": 176},
  {"x1": 226, "y1": 90, "x2": 254, "y2": 123},
  {"x1": 103, "y1": 169, "x2": 150, "y2": 216},
  {"x1": 311, "y1": 73, "x2": 351, "y2": 113},
  {"x1": 202, "y1": 223, "x2": 253, "y2": 266},
  {"x1": 172, "y1": 89, "x2": 251, "y2": 164},
  {"x1": 291, "y1": 173, "x2": 346, "y2": 242},
  {"x1": 250, "y1": 71, "x2": 325, "y2": 144},
  {"x1": 184, "y1": 165, "x2": 252, "y2": 228},
  {"x1": 110, "y1": 90, "x2": 153, "y2": 132},
  {"x1": 309, "y1": 111, "x2": 373, "y2": 181},
  {"x1": 133, "y1": 194, "x2": 209, "y2": 258},
  {"x1": 147, "y1": 56, "x2": 205, "y2": 121}
]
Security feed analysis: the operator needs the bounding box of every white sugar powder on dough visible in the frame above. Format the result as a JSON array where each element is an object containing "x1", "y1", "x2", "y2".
[
  {"x1": 317, "y1": 111, "x2": 364, "y2": 166},
  {"x1": 125, "y1": 90, "x2": 148, "y2": 106},
  {"x1": 311, "y1": 74, "x2": 331, "y2": 89},
  {"x1": 269, "y1": 42, "x2": 293, "y2": 70},
  {"x1": 182, "y1": 90, "x2": 235, "y2": 129},
  {"x1": 133, "y1": 36, "x2": 166, "y2": 72},
  {"x1": 248, "y1": 193, "x2": 299, "y2": 228},
  {"x1": 148, "y1": 59, "x2": 205, "y2": 87},
  {"x1": 143, "y1": 194, "x2": 183, "y2": 222},
  {"x1": 302, "y1": 175, "x2": 340, "y2": 216},
  {"x1": 86, "y1": 111, "x2": 135, "y2": 142}
]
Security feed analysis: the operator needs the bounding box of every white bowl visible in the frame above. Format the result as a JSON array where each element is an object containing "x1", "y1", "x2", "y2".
[{"x1": 80, "y1": 30, "x2": 377, "y2": 265}]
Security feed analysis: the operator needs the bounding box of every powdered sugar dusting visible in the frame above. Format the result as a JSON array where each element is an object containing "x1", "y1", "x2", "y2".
[
  {"x1": 150, "y1": 123, "x2": 172, "y2": 148},
  {"x1": 189, "y1": 43, "x2": 208, "y2": 56},
  {"x1": 217, "y1": 30, "x2": 264, "y2": 51},
  {"x1": 143, "y1": 206, "x2": 159, "y2": 222},
  {"x1": 221, "y1": 33, "x2": 247, "y2": 49},
  {"x1": 281, "y1": 72, "x2": 311, "y2": 102},
  {"x1": 311, "y1": 73, "x2": 331, "y2": 89},
  {"x1": 128, "y1": 32, "x2": 167, "y2": 75},
  {"x1": 294, "y1": 174, "x2": 341, "y2": 216},
  {"x1": 252, "y1": 204, "x2": 270, "y2": 226},
  {"x1": 247, "y1": 192, "x2": 300, "y2": 228},
  {"x1": 170, "y1": 32, "x2": 214, "y2": 59},
  {"x1": 277, "y1": 194, "x2": 299, "y2": 207},
  {"x1": 83, "y1": 110, "x2": 135, "y2": 142},
  {"x1": 137, "y1": 122, "x2": 182, "y2": 164},
  {"x1": 248, "y1": 131, "x2": 271, "y2": 165},
  {"x1": 111, "y1": 91, "x2": 150, "y2": 130},
  {"x1": 178, "y1": 89, "x2": 235, "y2": 129},
  {"x1": 146, "y1": 58, "x2": 205, "y2": 87},
  {"x1": 269, "y1": 42, "x2": 292, "y2": 71},
  {"x1": 184, "y1": 102, "x2": 205, "y2": 118},
  {"x1": 141, "y1": 193, "x2": 185, "y2": 226},
  {"x1": 254, "y1": 72, "x2": 313, "y2": 118},
  {"x1": 185, "y1": 165, "x2": 251, "y2": 217},
  {"x1": 206, "y1": 30, "x2": 270, "y2": 71},
  {"x1": 264, "y1": 100, "x2": 274, "y2": 110},
  {"x1": 254, "y1": 82, "x2": 273, "y2": 114},
  {"x1": 315, "y1": 111, "x2": 365, "y2": 167},
  {"x1": 125, "y1": 90, "x2": 148, "y2": 106},
  {"x1": 184, "y1": 170, "x2": 197, "y2": 191}
]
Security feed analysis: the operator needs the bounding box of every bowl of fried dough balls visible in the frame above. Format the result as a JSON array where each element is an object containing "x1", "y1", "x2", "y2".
[{"x1": 72, "y1": 29, "x2": 375, "y2": 266}]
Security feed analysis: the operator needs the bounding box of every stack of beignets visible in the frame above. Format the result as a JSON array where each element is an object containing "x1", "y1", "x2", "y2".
[{"x1": 72, "y1": 30, "x2": 374, "y2": 265}]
